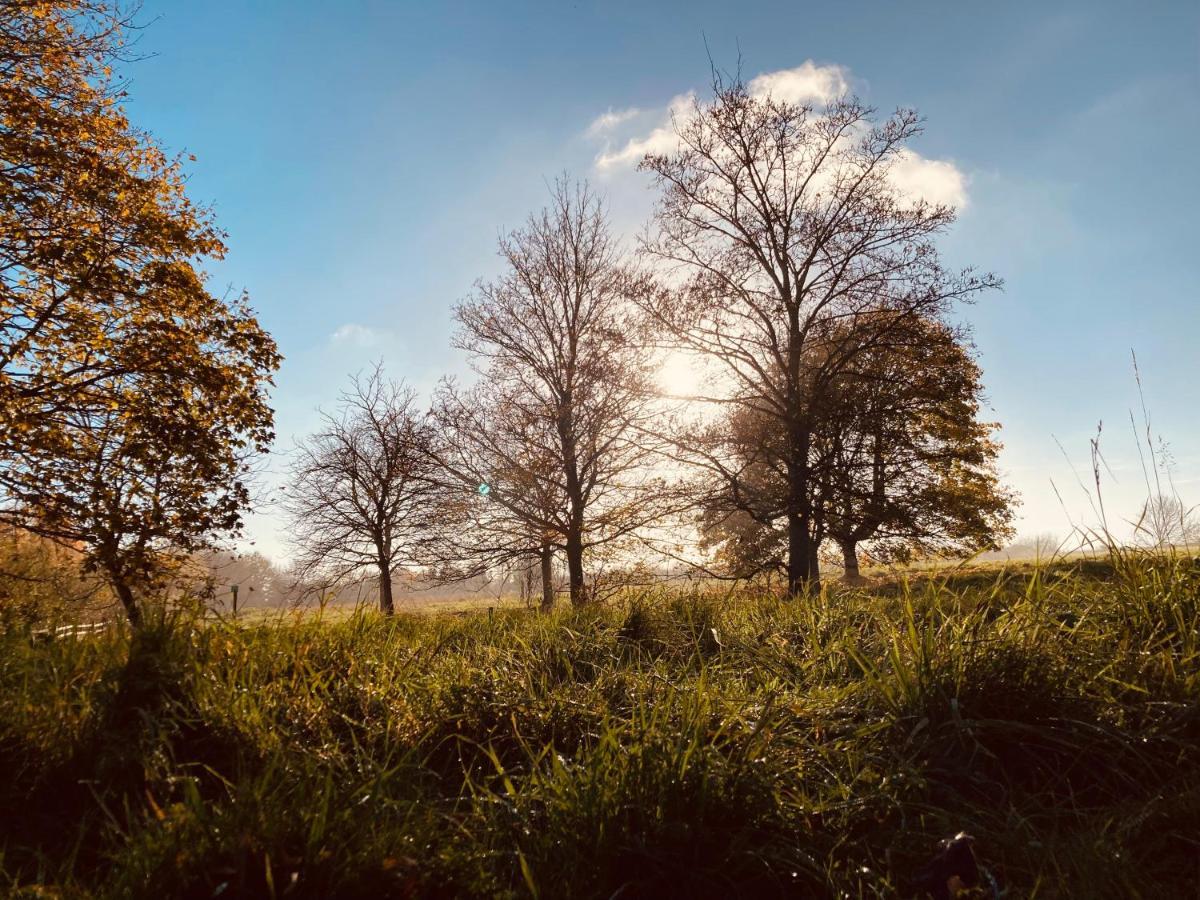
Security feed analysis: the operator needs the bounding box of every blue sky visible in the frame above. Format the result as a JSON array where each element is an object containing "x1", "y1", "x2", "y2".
[{"x1": 128, "y1": 0, "x2": 1199, "y2": 559}]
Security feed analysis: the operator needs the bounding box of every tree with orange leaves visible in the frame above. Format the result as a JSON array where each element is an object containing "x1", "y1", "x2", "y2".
[{"x1": 0, "y1": 2, "x2": 279, "y2": 624}]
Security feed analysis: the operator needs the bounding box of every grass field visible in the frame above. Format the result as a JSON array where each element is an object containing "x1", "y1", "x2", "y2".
[
  {"x1": 227, "y1": 593, "x2": 531, "y2": 623},
  {"x1": 1, "y1": 552, "x2": 1197, "y2": 898}
]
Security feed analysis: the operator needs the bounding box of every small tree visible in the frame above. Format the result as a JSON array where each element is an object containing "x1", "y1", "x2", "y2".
[
  {"x1": 817, "y1": 318, "x2": 1016, "y2": 579},
  {"x1": 286, "y1": 367, "x2": 438, "y2": 615},
  {"x1": 450, "y1": 177, "x2": 669, "y2": 605},
  {"x1": 1136, "y1": 494, "x2": 1199, "y2": 548}
]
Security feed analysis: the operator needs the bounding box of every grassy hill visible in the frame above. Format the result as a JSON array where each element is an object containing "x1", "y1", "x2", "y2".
[{"x1": 1, "y1": 553, "x2": 1197, "y2": 897}]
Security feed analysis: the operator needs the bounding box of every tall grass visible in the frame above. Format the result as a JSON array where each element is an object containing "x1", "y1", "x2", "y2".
[{"x1": 1, "y1": 555, "x2": 1197, "y2": 897}]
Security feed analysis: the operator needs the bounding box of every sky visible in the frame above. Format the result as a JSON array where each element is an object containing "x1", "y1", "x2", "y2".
[{"x1": 126, "y1": 0, "x2": 1199, "y2": 561}]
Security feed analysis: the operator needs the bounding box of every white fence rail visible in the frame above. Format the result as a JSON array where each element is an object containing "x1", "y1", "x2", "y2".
[{"x1": 31, "y1": 621, "x2": 109, "y2": 641}]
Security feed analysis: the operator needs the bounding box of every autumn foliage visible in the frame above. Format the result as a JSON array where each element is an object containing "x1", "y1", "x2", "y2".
[{"x1": 0, "y1": 1, "x2": 279, "y2": 623}]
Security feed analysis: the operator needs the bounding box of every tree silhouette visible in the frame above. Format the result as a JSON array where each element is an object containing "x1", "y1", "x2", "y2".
[
  {"x1": 639, "y1": 73, "x2": 999, "y2": 594},
  {"x1": 697, "y1": 317, "x2": 1014, "y2": 583},
  {"x1": 286, "y1": 367, "x2": 438, "y2": 615},
  {"x1": 448, "y1": 178, "x2": 670, "y2": 605}
]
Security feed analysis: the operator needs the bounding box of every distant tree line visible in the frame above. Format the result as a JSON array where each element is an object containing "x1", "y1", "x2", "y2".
[{"x1": 1, "y1": 1, "x2": 1019, "y2": 624}]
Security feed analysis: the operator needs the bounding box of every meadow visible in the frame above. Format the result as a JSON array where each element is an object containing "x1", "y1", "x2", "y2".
[{"x1": 1, "y1": 552, "x2": 1197, "y2": 898}]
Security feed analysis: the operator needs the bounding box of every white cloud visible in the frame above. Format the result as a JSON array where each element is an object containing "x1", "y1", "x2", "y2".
[
  {"x1": 587, "y1": 60, "x2": 969, "y2": 209},
  {"x1": 585, "y1": 106, "x2": 640, "y2": 137},
  {"x1": 330, "y1": 323, "x2": 389, "y2": 347},
  {"x1": 746, "y1": 61, "x2": 849, "y2": 105},
  {"x1": 591, "y1": 60, "x2": 850, "y2": 172},
  {"x1": 888, "y1": 149, "x2": 969, "y2": 209},
  {"x1": 595, "y1": 92, "x2": 695, "y2": 170}
]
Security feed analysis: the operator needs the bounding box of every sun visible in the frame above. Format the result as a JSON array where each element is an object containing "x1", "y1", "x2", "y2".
[{"x1": 656, "y1": 350, "x2": 703, "y2": 398}]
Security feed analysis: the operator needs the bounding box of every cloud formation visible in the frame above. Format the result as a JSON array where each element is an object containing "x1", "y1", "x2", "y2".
[
  {"x1": 585, "y1": 106, "x2": 640, "y2": 137},
  {"x1": 888, "y1": 149, "x2": 969, "y2": 209},
  {"x1": 588, "y1": 61, "x2": 969, "y2": 208},
  {"x1": 745, "y1": 61, "x2": 849, "y2": 106},
  {"x1": 595, "y1": 92, "x2": 695, "y2": 170}
]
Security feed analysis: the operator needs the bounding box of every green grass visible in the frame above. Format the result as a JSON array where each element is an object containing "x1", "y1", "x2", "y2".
[{"x1": 1, "y1": 553, "x2": 1198, "y2": 898}]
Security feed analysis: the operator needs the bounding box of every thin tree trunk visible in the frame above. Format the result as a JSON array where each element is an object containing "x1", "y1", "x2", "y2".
[
  {"x1": 378, "y1": 563, "x2": 395, "y2": 616},
  {"x1": 113, "y1": 579, "x2": 141, "y2": 628},
  {"x1": 539, "y1": 544, "x2": 555, "y2": 612},
  {"x1": 565, "y1": 527, "x2": 587, "y2": 606},
  {"x1": 841, "y1": 541, "x2": 864, "y2": 584}
]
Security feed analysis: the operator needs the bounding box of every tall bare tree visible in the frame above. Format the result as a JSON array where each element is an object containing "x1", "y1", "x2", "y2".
[
  {"x1": 286, "y1": 367, "x2": 437, "y2": 615},
  {"x1": 448, "y1": 178, "x2": 668, "y2": 605},
  {"x1": 639, "y1": 72, "x2": 1000, "y2": 595}
]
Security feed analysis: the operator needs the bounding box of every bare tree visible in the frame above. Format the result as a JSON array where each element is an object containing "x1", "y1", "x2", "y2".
[
  {"x1": 1135, "y1": 494, "x2": 1199, "y2": 548},
  {"x1": 638, "y1": 72, "x2": 1000, "y2": 595},
  {"x1": 285, "y1": 366, "x2": 437, "y2": 615},
  {"x1": 447, "y1": 177, "x2": 670, "y2": 605}
]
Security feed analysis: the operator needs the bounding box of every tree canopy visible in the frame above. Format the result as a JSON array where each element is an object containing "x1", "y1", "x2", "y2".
[
  {"x1": 0, "y1": 1, "x2": 279, "y2": 623},
  {"x1": 698, "y1": 316, "x2": 1015, "y2": 582},
  {"x1": 444, "y1": 178, "x2": 675, "y2": 605},
  {"x1": 639, "y1": 74, "x2": 1001, "y2": 593}
]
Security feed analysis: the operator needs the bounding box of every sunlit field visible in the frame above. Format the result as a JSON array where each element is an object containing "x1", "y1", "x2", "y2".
[
  {"x1": 3, "y1": 552, "x2": 1197, "y2": 898},
  {"x1": 231, "y1": 593, "x2": 532, "y2": 622}
]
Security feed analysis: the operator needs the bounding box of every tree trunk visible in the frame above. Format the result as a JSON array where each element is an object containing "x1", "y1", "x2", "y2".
[
  {"x1": 785, "y1": 512, "x2": 822, "y2": 594},
  {"x1": 841, "y1": 541, "x2": 865, "y2": 584},
  {"x1": 565, "y1": 527, "x2": 587, "y2": 606},
  {"x1": 539, "y1": 544, "x2": 555, "y2": 612},
  {"x1": 785, "y1": 410, "x2": 819, "y2": 597},
  {"x1": 558, "y1": 389, "x2": 588, "y2": 606},
  {"x1": 786, "y1": 511, "x2": 810, "y2": 597},
  {"x1": 113, "y1": 579, "x2": 141, "y2": 628},
  {"x1": 378, "y1": 563, "x2": 395, "y2": 616}
]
